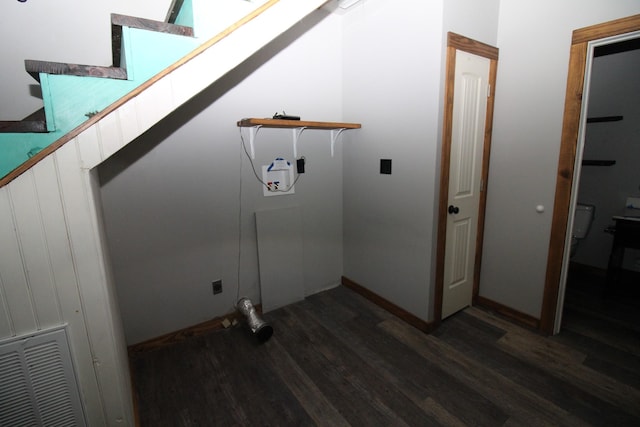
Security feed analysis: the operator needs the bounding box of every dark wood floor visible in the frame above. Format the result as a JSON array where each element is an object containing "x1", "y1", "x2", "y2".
[{"x1": 130, "y1": 281, "x2": 640, "y2": 426}]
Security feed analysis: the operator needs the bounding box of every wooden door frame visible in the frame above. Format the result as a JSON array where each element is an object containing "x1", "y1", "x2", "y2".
[
  {"x1": 433, "y1": 33, "x2": 499, "y2": 327},
  {"x1": 540, "y1": 14, "x2": 640, "y2": 334}
]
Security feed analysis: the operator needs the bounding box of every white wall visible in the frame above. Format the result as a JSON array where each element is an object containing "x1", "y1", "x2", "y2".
[
  {"x1": 97, "y1": 0, "x2": 509, "y2": 343},
  {"x1": 574, "y1": 48, "x2": 640, "y2": 271},
  {"x1": 341, "y1": 0, "x2": 444, "y2": 322},
  {"x1": 443, "y1": 0, "x2": 500, "y2": 45},
  {"x1": 340, "y1": 0, "x2": 497, "y2": 322},
  {"x1": 0, "y1": 0, "x2": 171, "y2": 120},
  {"x1": 99, "y1": 10, "x2": 344, "y2": 344},
  {"x1": 480, "y1": 1, "x2": 640, "y2": 318}
]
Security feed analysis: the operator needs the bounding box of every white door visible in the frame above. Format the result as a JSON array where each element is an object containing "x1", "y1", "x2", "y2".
[{"x1": 441, "y1": 50, "x2": 490, "y2": 319}]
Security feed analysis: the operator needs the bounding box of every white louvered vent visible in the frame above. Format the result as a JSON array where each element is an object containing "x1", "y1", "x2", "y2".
[{"x1": 0, "y1": 326, "x2": 86, "y2": 427}]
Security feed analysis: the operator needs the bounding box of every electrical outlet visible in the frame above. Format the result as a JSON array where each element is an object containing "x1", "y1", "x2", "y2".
[{"x1": 212, "y1": 280, "x2": 223, "y2": 295}]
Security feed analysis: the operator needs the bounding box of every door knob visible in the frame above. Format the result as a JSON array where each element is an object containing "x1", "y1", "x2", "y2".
[{"x1": 448, "y1": 205, "x2": 459, "y2": 214}]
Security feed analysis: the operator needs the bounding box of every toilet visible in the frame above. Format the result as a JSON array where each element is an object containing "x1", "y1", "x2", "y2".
[{"x1": 570, "y1": 203, "x2": 595, "y2": 257}]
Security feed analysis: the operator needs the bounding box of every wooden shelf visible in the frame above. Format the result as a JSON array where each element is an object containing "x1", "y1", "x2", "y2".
[
  {"x1": 237, "y1": 118, "x2": 361, "y2": 130},
  {"x1": 586, "y1": 116, "x2": 623, "y2": 123},
  {"x1": 582, "y1": 160, "x2": 616, "y2": 166},
  {"x1": 237, "y1": 118, "x2": 361, "y2": 159}
]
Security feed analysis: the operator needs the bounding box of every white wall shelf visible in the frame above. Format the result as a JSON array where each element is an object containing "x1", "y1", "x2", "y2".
[{"x1": 237, "y1": 118, "x2": 361, "y2": 158}]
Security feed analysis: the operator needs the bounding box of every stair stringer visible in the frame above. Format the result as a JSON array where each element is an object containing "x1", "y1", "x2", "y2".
[{"x1": 0, "y1": 0, "x2": 331, "y2": 425}]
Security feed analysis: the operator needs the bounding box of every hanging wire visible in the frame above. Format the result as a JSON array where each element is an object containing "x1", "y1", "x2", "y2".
[
  {"x1": 236, "y1": 129, "x2": 244, "y2": 304},
  {"x1": 238, "y1": 127, "x2": 302, "y2": 193},
  {"x1": 235, "y1": 127, "x2": 305, "y2": 303}
]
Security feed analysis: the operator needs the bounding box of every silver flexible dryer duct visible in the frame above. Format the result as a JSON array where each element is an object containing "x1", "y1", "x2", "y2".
[{"x1": 236, "y1": 297, "x2": 273, "y2": 343}]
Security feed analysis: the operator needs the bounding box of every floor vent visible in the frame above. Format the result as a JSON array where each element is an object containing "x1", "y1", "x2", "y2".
[{"x1": 0, "y1": 326, "x2": 86, "y2": 426}]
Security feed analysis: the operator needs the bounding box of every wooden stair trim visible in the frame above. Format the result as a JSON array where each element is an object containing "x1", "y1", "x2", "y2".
[
  {"x1": 26, "y1": 16, "x2": 194, "y2": 80},
  {"x1": 0, "y1": 0, "x2": 280, "y2": 189},
  {"x1": 111, "y1": 13, "x2": 193, "y2": 36},
  {"x1": 21, "y1": 107, "x2": 46, "y2": 122},
  {"x1": 111, "y1": 13, "x2": 194, "y2": 67},
  {"x1": 0, "y1": 120, "x2": 47, "y2": 133},
  {"x1": 165, "y1": 0, "x2": 186, "y2": 24},
  {"x1": 25, "y1": 59, "x2": 127, "y2": 82},
  {"x1": 0, "y1": 108, "x2": 47, "y2": 133}
]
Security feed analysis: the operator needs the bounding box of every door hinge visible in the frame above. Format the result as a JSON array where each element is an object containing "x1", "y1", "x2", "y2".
[
  {"x1": 487, "y1": 83, "x2": 491, "y2": 98},
  {"x1": 480, "y1": 179, "x2": 485, "y2": 192}
]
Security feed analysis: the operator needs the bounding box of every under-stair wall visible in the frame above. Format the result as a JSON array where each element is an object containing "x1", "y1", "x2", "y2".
[{"x1": 0, "y1": 0, "x2": 331, "y2": 424}]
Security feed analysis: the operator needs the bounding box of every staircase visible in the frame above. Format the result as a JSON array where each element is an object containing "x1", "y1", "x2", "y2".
[
  {"x1": 0, "y1": 2, "x2": 199, "y2": 180},
  {"x1": 0, "y1": 0, "x2": 330, "y2": 424},
  {"x1": 0, "y1": 0, "x2": 330, "y2": 184}
]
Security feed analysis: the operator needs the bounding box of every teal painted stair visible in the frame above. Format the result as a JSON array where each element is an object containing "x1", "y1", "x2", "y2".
[{"x1": 0, "y1": 3, "x2": 197, "y2": 179}]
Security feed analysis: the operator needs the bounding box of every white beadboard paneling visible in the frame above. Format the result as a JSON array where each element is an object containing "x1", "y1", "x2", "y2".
[
  {"x1": 0, "y1": 186, "x2": 37, "y2": 336},
  {"x1": 8, "y1": 170, "x2": 62, "y2": 329},
  {"x1": 167, "y1": 69, "x2": 197, "y2": 109},
  {"x1": 168, "y1": 62, "x2": 211, "y2": 108},
  {"x1": 55, "y1": 141, "x2": 132, "y2": 425},
  {"x1": 170, "y1": 39, "x2": 240, "y2": 102},
  {"x1": 77, "y1": 129, "x2": 103, "y2": 170},
  {"x1": 184, "y1": 45, "x2": 220, "y2": 84},
  {"x1": 0, "y1": 273, "x2": 12, "y2": 338},
  {"x1": 55, "y1": 142, "x2": 113, "y2": 326},
  {"x1": 134, "y1": 77, "x2": 175, "y2": 134},
  {"x1": 84, "y1": 169, "x2": 133, "y2": 424},
  {"x1": 88, "y1": 169, "x2": 134, "y2": 423},
  {"x1": 97, "y1": 112, "x2": 125, "y2": 163},
  {"x1": 0, "y1": 188, "x2": 16, "y2": 338},
  {"x1": 30, "y1": 155, "x2": 106, "y2": 425},
  {"x1": 117, "y1": 100, "x2": 141, "y2": 146}
]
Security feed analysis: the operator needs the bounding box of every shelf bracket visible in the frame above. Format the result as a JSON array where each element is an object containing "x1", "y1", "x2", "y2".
[
  {"x1": 241, "y1": 122, "x2": 356, "y2": 159},
  {"x1": 292, "y1": 127, "x2": 307, "y2": 158},
  {"x1": 248, "y1": 125, "x2": 263, "y2": 159},
  {"x1": 330, "y1": 128, "x2": 347, "y2": 157}
]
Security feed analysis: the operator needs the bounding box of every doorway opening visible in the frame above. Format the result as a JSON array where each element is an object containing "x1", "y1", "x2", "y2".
[
  {"x1": 542, "y1": 14, "x2": 640, "y2": 335},
  {"x1": 561, "y1": 34, "x2": 640, "y2": 345}
]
